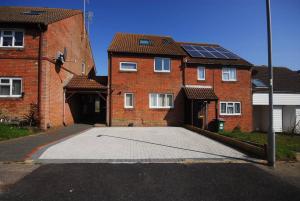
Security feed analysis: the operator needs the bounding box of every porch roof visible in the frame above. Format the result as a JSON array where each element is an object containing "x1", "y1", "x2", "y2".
[
  {"x1": 65, "y1": 76, "x2": 107, "y2": 90},
  {"x1": 183, "y1": 87, "x2": 218, "y2": 100}
]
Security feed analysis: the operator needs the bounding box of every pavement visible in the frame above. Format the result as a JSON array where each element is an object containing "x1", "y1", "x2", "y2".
[
  {"x1": 0, "y1": 163, "x2": 40, "y2": 193},
  {"x1": 35, "y1": 127, "x2": 250, "y2": 163},
  {"x1": 0, "y1": 124, "x2": 92, "y2": 162},
  {"x1": 0, "y1": 163, "x2": 299, "y2": 201}
]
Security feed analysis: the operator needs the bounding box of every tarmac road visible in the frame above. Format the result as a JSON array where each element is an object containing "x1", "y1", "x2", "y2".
[{"x1": 1, "y1": 163, "x2": 299, "y2": 201}]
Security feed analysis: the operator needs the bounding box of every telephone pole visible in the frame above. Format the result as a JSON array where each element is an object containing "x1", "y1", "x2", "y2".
[{"x1": 266, "y1": 0, "x2": 275, "y2": 167}]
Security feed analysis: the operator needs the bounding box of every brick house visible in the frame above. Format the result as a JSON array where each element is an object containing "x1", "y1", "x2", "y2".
[
  {"x1": 0, "y1": 7, "x2": 107, "y2": 129},
  {"x1": 108, "y1": 33, "x2": 253, "y2": 131}
]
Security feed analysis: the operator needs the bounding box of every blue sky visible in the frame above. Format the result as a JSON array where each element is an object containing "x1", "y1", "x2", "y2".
[{"x1": 1, "y1": 0, "x2": 300, "y2": 75}]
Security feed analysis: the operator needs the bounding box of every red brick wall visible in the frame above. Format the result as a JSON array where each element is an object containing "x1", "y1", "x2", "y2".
[
  {"x1": 0, "y1": 26, "x2": 40, "y2": 120},
  {"x1": 0, "y1": 60, "x2": 38, "y2": 119},
  {"x1": 184, "y1": 65, "x2": 253, "y2": 132},
  {"x1": 41, "y1": 13, "x2": 95, "y2": 129},
  {"x1": 0, "y1": 15, "x2": 95, "y2": 129},
  {"x1": 110, "y1": 55, "x2": 185, "y2": 126}
]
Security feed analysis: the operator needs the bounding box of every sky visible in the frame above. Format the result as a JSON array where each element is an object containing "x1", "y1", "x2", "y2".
[{"x1": 1, "y1": 0, "x2": 300, "y2": 75}]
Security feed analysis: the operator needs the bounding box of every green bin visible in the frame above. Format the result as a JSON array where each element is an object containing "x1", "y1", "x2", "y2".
[{"x1": 218, "y1": 119, "x2": 225, "y2": 132}]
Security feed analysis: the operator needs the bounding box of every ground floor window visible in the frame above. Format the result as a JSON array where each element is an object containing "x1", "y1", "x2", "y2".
[
  {"x1": 220, "y1": 101, "x2": 241, "y2": 115},
  {"x1": 95, "y1": 96, "x2": 100, "y2": 112},
  {"x1": 124, "y1": 93, "x2": 134, "y2": 108},
  {"x1": 0, "y1": 77, "x2": 22, "y2": 97},
  {"x1": 149, "y1": 93, "x2": 174, "y2": 108}
]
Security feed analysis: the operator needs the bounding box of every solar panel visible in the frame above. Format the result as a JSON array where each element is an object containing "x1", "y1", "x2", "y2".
[{"x1": 181, "y1": 44, "x2": 241, "y2": 60}]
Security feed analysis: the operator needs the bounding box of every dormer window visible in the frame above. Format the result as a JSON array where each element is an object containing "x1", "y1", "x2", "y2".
[
  {"x1": 22, "y1": 10, "x2": 45, "y2": 16},
  {"x1": 139, "y1": 39, "x2": 151, "y2": 46},
  {"x1": 0, "y1": 30, "x2": 24, "y2": 48}
]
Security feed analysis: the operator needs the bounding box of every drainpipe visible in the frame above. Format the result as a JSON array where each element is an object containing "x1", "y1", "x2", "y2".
[
  {"x1": 108, "y1": 52, "x2": 112, "y2": 126},
  {"x1": 63, "y1": 88, "x2": 66, "y2": 126},
  {"x1": 37, "y1": 24, "x2": 44, "y2": 128},
  {"x1": 183, "y1": 57, "x2": 187, "y2": 86}
]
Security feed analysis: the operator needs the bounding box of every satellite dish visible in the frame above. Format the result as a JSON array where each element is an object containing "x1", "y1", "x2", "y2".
[{"x1": 55, "y1": 51, "x2": 64, "y2": 64}]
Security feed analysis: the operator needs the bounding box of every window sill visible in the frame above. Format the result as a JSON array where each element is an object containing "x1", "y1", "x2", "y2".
[
  {"x1": 154, "y1": 71, "x2": 171, "y2": 74},
  {"x1": 221, "y1": 80, "x2": 238, "y2": 83},
  {"x1": 219, "y1": 114, "x2": 241, "y2": 117},
  {"x1": 119, "y1": 70, "x2": 138, "y2": 73},
  {"x1": 0, "y1": 96, "x2": 23, "y2": 100},
  {"x1": 197, "y1": 79, "x2": 206, "y2": 82},
  {"x1": 149, "y1": 107, "x2": 174, "y2": 110},
  {"x1": 124, "y1": 107, "x2": 134, "y2": 110},
  {"x1": 0, "y1": 47, "x2": 24, "y2": 50}
]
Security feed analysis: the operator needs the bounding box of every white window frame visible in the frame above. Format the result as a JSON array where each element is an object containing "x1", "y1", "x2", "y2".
[
  {"x1": 197, "y1": 66, "x2": 205, "y2": 80},
  {"x1": 81, "y1": 62, "x2": 86, "y2": 75},
  {"x1": 119, "y1": 62, "x2": 137, "y2": 72},
  {"x1": 220, "y1": 101, "x2": 241, "y2": 115},
  {"x1": 154, "y1": 57, "x2": 171, "y2": 73},
  {"x1": 0, "y1": 77, "x2": 22, "y2": 98},
  {"x1": 124, "y1": 93, "x2": 134, "y2": 108},
  {"x1": 0, "y1": 29, "x2": 24, "y2": 48},
  {"x1": 222, "y1": 67, "x2": 237, "y2": 81},
  {"x1": 149, "y1": 93, "x2": 174, "y2": 109}
]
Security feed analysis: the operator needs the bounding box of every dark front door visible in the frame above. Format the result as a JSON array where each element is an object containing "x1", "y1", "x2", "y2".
[
  {"x1": 79, "y1": 94, "x2": 106, "y2": 124},
  {"x1": 192, "y1": 100, "x2": 206, "y2": 129}
]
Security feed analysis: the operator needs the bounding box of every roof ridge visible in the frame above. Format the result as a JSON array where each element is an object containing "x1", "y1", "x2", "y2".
[
  {"x1": 0, "y1": 6, "x2": 82, "y2": 12},
  {"x1": 177, "y1": 41, "x2": 220, "y2": 47},
  {"x1": 115, "y1": 32, "x2": 173, "y2": 38}
]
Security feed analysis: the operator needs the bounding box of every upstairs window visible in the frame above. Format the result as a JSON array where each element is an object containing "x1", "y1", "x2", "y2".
[
  {"x1": 220, "y1": 101, "x2": 241, "y2": 115},
  {"x1": 139, "y1": 39, "x2": 151, "y2": 46},
  {"x1": 222, "y1": 67, "x2": 237, "y2": 81},
  {"x1": 0, "y1": 30, "x2": 24, "y2": 47},
  {"x1": 154, "y1": 57, "x2": 170, "y2": 72},
  {"x1": 0, "y1": 77, "x2": 22, "y2": 97},
  {"x1": 197, "y1": 66, "x2": 205, "y2": 80},
  {"x1": 120, "y1": 62, "x2": 137, "y2": 71}
]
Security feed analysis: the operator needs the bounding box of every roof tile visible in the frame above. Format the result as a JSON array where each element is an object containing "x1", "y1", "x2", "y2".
[
  {"x1": 252, "y1": 66, "x2": 300, "y2": 93},
  {"x1": 65, "y1": 76, "x2": 107, "y2": 90},
  {"x1": 0, "y1": 6, "x2": 81, "y2": 25},
  {"x1": 183, "y1": 87, "x2": 218, "y2": 100},
  {"x1": 108, "y1": 33, "x2": 186, "y2": 56}
]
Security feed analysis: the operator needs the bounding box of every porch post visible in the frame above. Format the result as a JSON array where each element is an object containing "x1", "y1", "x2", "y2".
[
  {"x1": 215, "y1": 100, "x2": 218, "y2": 119},
  {"x1": 205, "y1": 101, "x2": 208, "y2": 129},
  {"x1": 191, "y1": 99, "x2": 194, "y2": 126}
]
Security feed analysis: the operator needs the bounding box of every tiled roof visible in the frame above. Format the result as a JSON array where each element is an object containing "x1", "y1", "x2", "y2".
[
  {"x1": 178, "y1": 42, "x2": 252, "y2": 67},
  {"x1": 252, "y1": 66, "x2": 300, "y2": 93},
  {"x1": 108, "y1": 33, "x2": 186, "y2": 56},
  {"x1": 0, "y1": 6, "x2": 81, "y2": 25},
  {"x1": 183, "y1": 87, "x2": 218, "y2": 100},
  {"x1": 107, "y1": 33, "x2": 252, "y2": 66},
  {"x1": 65, "y1": 76, "x2": 107, "y2": 90}
]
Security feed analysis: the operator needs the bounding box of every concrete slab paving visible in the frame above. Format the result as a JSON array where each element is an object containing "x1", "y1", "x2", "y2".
[{"x1": 35, "y1": 127, "x2": 251, "y2": 163}]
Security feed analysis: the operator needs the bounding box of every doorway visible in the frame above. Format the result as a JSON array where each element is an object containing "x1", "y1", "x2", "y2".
[
  {"x1": 192, "y1": 100, "x2": 207, "y2": 129},
  {"x1": 67, "y1": 93, "x2": 106, "y2": 125}
]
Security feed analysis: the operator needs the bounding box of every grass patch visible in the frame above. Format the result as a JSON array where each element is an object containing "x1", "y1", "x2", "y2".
[
  {"x1": 220, "y1": 131, "x2": 300, "y2": 161},
  {"x1": 0, "y1": 124, "x2": 39, "y2": 141}
]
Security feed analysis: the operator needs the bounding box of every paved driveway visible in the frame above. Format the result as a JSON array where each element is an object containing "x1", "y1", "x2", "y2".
[
  {"x1": 0, "y1": 124, "x2": 92, "y2": 162},
  {"x1": 34, "y1": 127, "x2": 250, "y2": 163}
]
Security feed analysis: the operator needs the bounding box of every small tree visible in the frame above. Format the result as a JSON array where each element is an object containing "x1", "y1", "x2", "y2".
[{"x1": 23, "y1": 103, "x2": 39, "y2": 127}]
